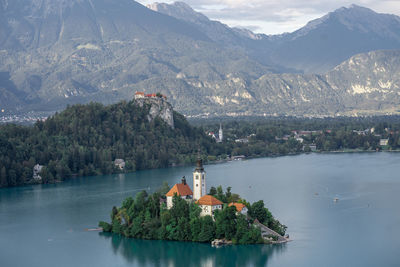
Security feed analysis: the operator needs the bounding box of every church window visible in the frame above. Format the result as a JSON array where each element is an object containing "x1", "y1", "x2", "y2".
[{"x1": 196, "y1": 184, "x2": 198, "y2": 187}]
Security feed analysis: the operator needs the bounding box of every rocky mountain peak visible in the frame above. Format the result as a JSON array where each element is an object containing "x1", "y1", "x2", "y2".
[
  {"x1": 147, "y1": 1, "x2": 209, "y2": 23},
  {"x1": 146, "y1": 0, "x2": 268, "y2": 48},
  {"x1": 294, "y1": 4, "x2": 400, "y2": 40}
]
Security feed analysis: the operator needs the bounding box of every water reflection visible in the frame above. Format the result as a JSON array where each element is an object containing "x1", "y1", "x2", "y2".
[{"x1": 99, "y1": 232, "x2": 287, "y2": 267}]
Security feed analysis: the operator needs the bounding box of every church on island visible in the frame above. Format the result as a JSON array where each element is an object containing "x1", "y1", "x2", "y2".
[{"x1": 165, "y1": 158, "x2": 223, "y2": 217}]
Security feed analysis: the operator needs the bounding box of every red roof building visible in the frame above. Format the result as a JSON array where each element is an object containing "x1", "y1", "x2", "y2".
[
  {"x1": 166, "y1": 177, "x2": 193, "y2": 209},
  {"x1": 134, "y1": 91, "x2": 145, "y2": 99},
  {"x1": 196, "y1": 195, "x2": 223, "y2": 217},
  {"x1": 166, "y1": 183, "x2": 193, "y2": 197},
  {"x1": 228, "y1": 202, "x2": 248, "y2": 214},
  {"x1": 196, "y1": 195, "x2": 223, "y2": 206}
]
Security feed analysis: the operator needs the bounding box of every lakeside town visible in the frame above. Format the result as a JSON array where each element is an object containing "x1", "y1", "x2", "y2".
[
  {"x1": 206, "y1": 121, "x2": 394, "y2": 155},
  {"x1": 0, "y1": 113, "x2": 48, "y2": 124}
]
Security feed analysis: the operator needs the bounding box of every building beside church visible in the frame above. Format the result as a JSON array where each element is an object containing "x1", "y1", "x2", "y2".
[
  {"x1": 165, "y1": 177, "x2": 193, "y2": 209},
  {"x1": 229, "y1": 202, "x2": 248, "y2": 216},
  {"x1": 197, "y1": 195, "x2": 223, "y2": 217},
  {"x1": 166, "y1": 158, "x2": 223, "y2": 217}
]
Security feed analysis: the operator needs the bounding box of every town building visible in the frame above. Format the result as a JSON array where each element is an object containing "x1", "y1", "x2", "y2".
[
  {"x1": 33, "y1": 164, "x2": 43, "y2": 180},
  {"x1": 114, "y1": 159, "x2": 125, "y2": 170},
  {"x1": 228, "y1": 202, "x2": 248, "y2": 216},
  {"x1": 231, "y1": 155, "x2": 245, "y2": 161},
  {"x1": 380, "y1": 139, "x2": 389, "y2": 146},
  {"x1": 165, "y1": 177, "x2": 193, "y2": 209},
  {"x1": 235, "y1": 138, "x2": 249, "y2": 143},
  {"x1": 207, "y1": 131, "x2": 217, "y2": 140},
  {"x1": 196, "y1": 195, "x2": 223, "y2": 217}
]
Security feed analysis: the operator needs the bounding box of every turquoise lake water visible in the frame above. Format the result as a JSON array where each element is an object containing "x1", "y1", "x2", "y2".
[{"x1": 1, "y1": 153, "x2": 400, "y2": 267}]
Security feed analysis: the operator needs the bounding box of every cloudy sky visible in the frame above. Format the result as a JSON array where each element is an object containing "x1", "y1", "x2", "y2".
[{"x1": 137, "y1": 0, "x2": 400, "y2": 34}]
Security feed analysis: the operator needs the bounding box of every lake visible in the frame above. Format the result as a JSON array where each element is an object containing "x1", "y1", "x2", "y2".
[{"x1": 1, "y1": 153, "x2": 400, "y2": 267}]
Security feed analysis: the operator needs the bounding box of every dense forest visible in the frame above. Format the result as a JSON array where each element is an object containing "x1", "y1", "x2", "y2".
[
  {"x1": 0, "y1": 100, "x2": 221, "y2": 188},
  {"x1": 2, "y1": 98, "x2": 400, "y2": 188},
  {"x1": 99, "y1": 185, "x2": 286, "y2": 245}
]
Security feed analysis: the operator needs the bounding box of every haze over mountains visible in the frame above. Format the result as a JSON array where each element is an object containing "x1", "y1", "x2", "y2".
[
  {"x1": 0, "y1": 0, "x2": 400, "y2": 117},
  {"x1": 149, "y1": 2, "x2": 400, "y2": 73}
]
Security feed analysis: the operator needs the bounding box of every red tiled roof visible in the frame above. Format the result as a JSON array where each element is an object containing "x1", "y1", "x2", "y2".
[
  {"x1": 166, "y1": 183, "x2": 193, "y2": 197},
  {"x1": 228, "y1": 202, "x2": 246, "y2": 212},
  {"x1": 135, "y1": 92, "x2": 145, "y2": 95},
  {"x1": 196, "y1": 195, "x2": 223, "y2": 206}
]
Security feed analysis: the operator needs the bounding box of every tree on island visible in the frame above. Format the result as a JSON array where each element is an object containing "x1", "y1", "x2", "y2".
[
  {"x1": 99, "y1": 185, "x2": 286, "y2": 244},
  {"x1": 249, "y1": 200, "x2": 287, "y2": 236},
  {"x1": 209, "y1": 186, "x2": 240, "y2": 203}
]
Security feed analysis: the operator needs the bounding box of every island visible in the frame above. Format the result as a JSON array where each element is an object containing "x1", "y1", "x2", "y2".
[{"x1": 99, "y1": 158, "x2": 288, "y2": 245}]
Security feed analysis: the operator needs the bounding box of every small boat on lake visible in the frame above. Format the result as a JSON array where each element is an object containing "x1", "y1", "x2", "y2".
[{"x1": 85, "y1": 228, "x2": 103, "y2": 231}]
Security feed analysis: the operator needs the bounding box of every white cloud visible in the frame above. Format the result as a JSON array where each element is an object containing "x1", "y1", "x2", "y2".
[{"x1": 138, "y1": 0, "x2": 400, "y2": 34}]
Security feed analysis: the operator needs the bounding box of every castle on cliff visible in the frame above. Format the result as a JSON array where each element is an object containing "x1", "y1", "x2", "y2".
[
  {"x1": 134, "y1": 91, "x2": 167, "y2": 100},
  {"x1": 133, "y1": 91, "x2": 174, "y2": 128}
]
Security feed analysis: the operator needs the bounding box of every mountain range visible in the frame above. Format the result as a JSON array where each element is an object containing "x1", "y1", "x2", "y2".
[
  {"x1": 147, "y1": 2, "x2": 400, "y2": 73},
  {"x1": 0, "y1": 0, "x2": 400, "y2": 117}
]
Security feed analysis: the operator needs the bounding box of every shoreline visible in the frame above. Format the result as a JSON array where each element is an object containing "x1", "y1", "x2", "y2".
[{"x1": 2, "y1": 149, "x2": 399, "y2": 189}]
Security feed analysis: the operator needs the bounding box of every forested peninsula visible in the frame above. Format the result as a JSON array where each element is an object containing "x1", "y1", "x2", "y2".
[
  {"x1": 2, "y1": 96, "x2": 400, "y2": 188},
  {"x1": 0, "y1": 97, "x2": 221, "y2": 187}
]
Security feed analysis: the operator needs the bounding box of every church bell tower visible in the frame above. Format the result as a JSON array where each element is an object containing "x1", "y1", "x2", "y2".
[{"x1": 193, "y1": 158, "x2": 206, "y2": 201}]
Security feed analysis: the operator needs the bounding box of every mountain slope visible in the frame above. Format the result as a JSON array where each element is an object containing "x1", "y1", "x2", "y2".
[
  {"x1": 0, "y1": 0, "x2": 273, "y2": 114},
  {"x1": 270, "y1": 5, "x2": 400, "y2": 73},
  {"x1": 1, "y1": 1, "x2": 400, "y2": 117},
  {"x1": 149, "y1": 3, "x2": 400, "y2": 73},
  {"x1": 327, "y1": 49, "x2": 400, "y2": 113},
  {"x1": 146, "y1": 2, "x2": 279, "y2": 71},
  {"x1": 0, "y1": 0, "x2": 209, "y2": 51},
  {"x1": 176, "y1": 50, "x2": 400, "y2": 117},
  {"x1": 146, "y1": 2, "x2": 265, "y2": 44}
]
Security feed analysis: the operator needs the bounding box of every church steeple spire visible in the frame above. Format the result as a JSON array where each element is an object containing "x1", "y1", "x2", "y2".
[
  {"x1": 218, "y1": 123, "x2": 223, "y2": 143},
  {"x1": 195, "y1": 157, "x2": 204, "y2": 172},
  {"x1": 193, "y1": 155, "x2": 206, "y2": 201}
]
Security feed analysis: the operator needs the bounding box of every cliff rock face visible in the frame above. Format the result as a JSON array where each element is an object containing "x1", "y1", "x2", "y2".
[{"x1": 135, "y1": 97, "x2": 174, "y2": 128}]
